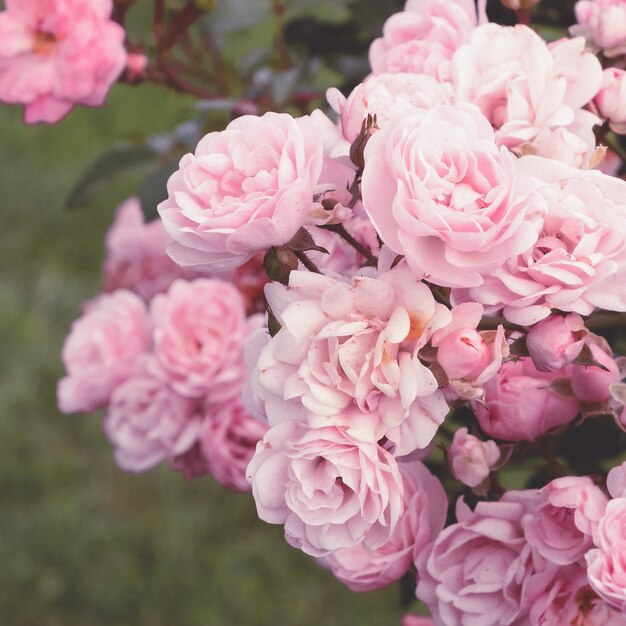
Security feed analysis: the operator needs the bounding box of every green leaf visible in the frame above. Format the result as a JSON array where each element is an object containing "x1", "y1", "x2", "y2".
[
  {"x1": 137, "y1": 158, "x2": 180, "y2": 221},
  {"x1": 66, "y1": 144, "x2": 158, "y2": 208}
]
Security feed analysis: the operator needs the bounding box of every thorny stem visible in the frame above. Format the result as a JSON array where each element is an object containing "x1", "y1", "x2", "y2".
[
  {"x1": 516, "y1": 8, "x2": 532, "y2": 27},
  {"x1": 541, "y1": 439, "x2": 566, "y2": 478},
  {"x1": 294, "y1": 250, "x2": 322, "y2": 274},
  {"x1": 346, "y1": 169, "x2": 362, "y2": 209},
  {"x1": 320, "y1": 223, "x2": 378, "y2": 266},
  {"x1": 160, "y1": 0, "x2": 204, "y2": 53}
]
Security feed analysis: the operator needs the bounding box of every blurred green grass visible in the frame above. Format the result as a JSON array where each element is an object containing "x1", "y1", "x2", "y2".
[{"x1": 0, "y1": 84, "x2": 410, "y2": 625}]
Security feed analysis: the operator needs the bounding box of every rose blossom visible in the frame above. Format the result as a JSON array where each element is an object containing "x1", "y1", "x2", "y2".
[
  {"x1": 595, "y1": 68, "x2": 626, "y2": 135},
  {"x1": 472, "y1": 359, "x2": 579, "y2": 442},
  {"x1": 369, "y1": 0, "x2": 486, "y2": 81},
  {"x1": 103, "y1": 358, "x2": 203, "y2": 473},
  {"x1": 402, "y1": 616, "x2": 434, "y2": 626},
  {"x1": 150, "y1": 278, "x2": 248, "y2": 401},
  {"x1": 246, "y1": 421, "x2": 404, "y2": 557},
  {"x1": 102, "y1": 197, "x2": 195, "y2": 301},
  {"x1": 526, "y1": 313, "x2": 587, "y2": 373},
  {"x1": 573, "y1": 0, "x2": 626, "y2": 57},
  {"x1": 452, "y1": 24, "x2": 602, "y2": 166},
  {"x1": 247, "y1": 264, "x2": 452, "y2": 457},
  {"x1": 416, "y1": 492, "x2": 556, "y2": 626},
  {"x1": 362, "y1": 104, "x2": 539, "y2": 289},
  {"x1": 158, "y1": 112, "x2": 324, "y2": 271},
  {"x1": 324, "y1": 461, "x2": 447, "y2": 592},
  {"x1": 524, "y1": 476, "x2": 609, "y2": 565},
  {"x1": 586, "y1": 497, "x2": 626, "y2": 613},
  {"x1": 448, "y1": 428, "x2": 500, "y2": 488},
  {"x1": 571, "y1": 340, "x2": 621, "y2": 403},
  {"x1": 58, "y1": 290, "x2": 151, "y2": 414},
  {"x1": 0, "y1": 0, "x2": 127, "y2": 123},
  {"x1": 607, "y1": 461, "x2": 626, "y2": 499}
]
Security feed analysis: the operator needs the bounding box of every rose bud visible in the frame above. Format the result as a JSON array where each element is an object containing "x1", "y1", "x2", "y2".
[
  {"x1": 448, "y1": 428, "x2": 501, "y2": 488},
  {"x1": 526, "y1": 313, "x2": 587, "y2": 372},
  {"x1": 571, "y1": 341, "x2": 621, "y2": 403},
  {"x1": 595, "y1": 68, "x2": 626, "y2": 135}
]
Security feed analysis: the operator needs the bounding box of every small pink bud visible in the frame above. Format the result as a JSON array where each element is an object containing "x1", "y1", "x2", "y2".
[
  {"x1": 126, "y1": 52, "x2": 148, "y2": 79},
  {"x1": 437, "y1": 328, "x2": 490, "y2": 380},
  {"x1": 449, "y1": 428, "x2": 501, "y2": 488},
  {"x1": 571, "y1": 342, "x2": 620, "y2": 403},
  {"x1": 594, "y1": 68, "x2": 626, "y2": 135},
  {"x1": 526, "y1": 313, "x2": 587, "y2": 372}
]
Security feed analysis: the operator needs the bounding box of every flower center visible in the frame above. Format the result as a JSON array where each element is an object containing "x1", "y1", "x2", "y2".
[{"x1": 33, "y1": 30, "x2": 57, "y2": 56}]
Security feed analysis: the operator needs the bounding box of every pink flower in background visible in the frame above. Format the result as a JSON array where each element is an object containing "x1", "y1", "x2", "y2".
[
  {"x1": 369, "y1": 0, "x2": 485, "y2": 80},
  {"x1": 150, "y1": 279, "x2": 247, "y2": 401},
  {"x1": 401, "y1": 616, "x2": 434, "y2": 626},
  {"x1": 324, "y1": 461, "x2": 447, "y2": 592},
  {"x1": 448, "y1": 428, "x2": 500, "y2": 488},
  {"x1": 102, "y1": 197, "x2": 195, "y2": 301},
  {"x1": 595, "y1": 68, "x2": 626, "y2": 134},
  {"x1": 573, "y1": 0, "x2": 626, "y2": 57},
  {"x1": 607, "y1": 461, "x2": 626, "y2": 498},
  {"x1": 452, "y1": 24, "x2": 602, "y2": 166},
  {"x1": 571, "y1": 340, "x2": 621, "y2": 403},
  {"x1": 416, "y1": 492, "x2": 555, "y2": 626},
  {"x1": 472, "y1": 359, "x2": 579, "y2": 442},
  {"x1": 58, "y1": 290, "x2": 151, "y2": 414},
  {"x1": 103, "y1": 358, "x2": 203, "y2": 473},
  {"x1": 158, "y1": 112, "x2": 324, "y2": 271},
  {"x1": 362, "y1": 104, "x2": 539, "y2": 288},
  {"x1": 0, "y1": 0, "x2": 126, "y2": 123},
  {"x1": 247, "y1": 421, "x2": 404, "y2": 557}
]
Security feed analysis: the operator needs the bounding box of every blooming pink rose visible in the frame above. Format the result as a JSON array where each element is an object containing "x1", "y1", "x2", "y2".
[
  {"x1": 598, "y1": 149, "x2": 623, "y2": 177},
  {"x1": 150, "y1": 279, "x2": 247, "y2": 400},
  {"x1": 102, "y1": 197, "x2": 196, "y2": 301},
  {"x1": 246, "y1": 421, "x2": 404, "y2": 557},
  {"x1": 327, "y1": 73, "x2": 451, "y2": 145},
  {"x1": 416, "y1": 492, "x2": 556, "y2": 626},
  {"x1": 573, "y1": 0, "x2": 626, "y2": 57},
  {"x1": 369, "y1": 0, "x2": 485, "y2": 81},
  {"x1": 607, "y1": 461, "x2": 626, "y2": 498},
  {"x1": 595, "y1": 68, "x2": 626, "y2": 134},
  {"x1": 158, "y1": 112, "x2": 324, "y2": 271},
  {"x1": 103, "y1": 358, "x2": 203, "y2": 473},
  {"x1": 247, "y1": 265, "x2": 452, "y2": 456},
  {"x1": 362, "y1": 104, "x2": 539, "y2": 289},
  {"x1": 472, "y1": 359, "x2": 579, "y2": 442},
  {"x1": 0, "y1": 0, "x2": 126, "y2": 123},
  {"x1": 571, "y1": 340, "x2": 621, "y2": 403},
  {"x1": 324, "y1": 461, "x2": 447, "y2": 592},
  {"x1": 454, "y1": 156, "x2": 626, "y2": 325},
  {"x1": 526, "y1": 313, "x2": 587, "y2": 373},
  {"x1": 448, "y1": 428, "x2": 500, "y2": 488},
  {"x1": 586, "y1": 497, "x2": 626, "y2": 613},
  {"x1": 524, "y1": 476, "x2": 609, "y2": 565},
  {"x1": 58, "y1": 290, "x2": 151, "y2": 414},
  {"x1": 452, "y1": 25, "x2": 602, "y2": 166}
]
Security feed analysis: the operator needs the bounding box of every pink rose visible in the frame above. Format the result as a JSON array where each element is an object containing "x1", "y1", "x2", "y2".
[
  {"x1": 402, "y1": 615, "x2": 434, "y2": 626},
  {"x1": 573, "y1": 0, "x2": 626, "y2": 57},
  {"x1": 607, "y1": 461, "x2": 626, "y2": 498},
  {"x1": 103, "y1": 358, "x2": 203, "y2": 473},
  {"x1": 586, "y1": 497, "x2": 626, "y2": 613},
  {"x1": 452, "y1": 25, "x2": 602, "y2": 166},
  {"x1": 571, "y1": 340, "x2": 621, "y2": 403},
  {"x1": 595, "y1": 68, "x2": 626, "y2": 134},
  {"x1": 102, "y1": 197, "x2": 196, "y2": 301},
  {"x1": 248, "y1": 265, "x2": 451, "y2": 457},
  {"x1": 58, "y1": 290, "x2": 151, "y2": 414},
  {"x1": 324, "y1": 461, "x2": 447, "y2": 592},
  {"x1": 369, "y1": 0, "x2": 485, "y2": 81},
  {"x1": 526, "y1": 313, "x2": 587, "y2": 373},
  {"x1": 472, "y1": 359, "x2": 579, "y2": 442},
  {"x1": 524, "y1": 477, "x2": 609, "y2": 565},
  {"x1": 362, "y1": 104, "x2": 539, "y2": 289},
  {"x1": 0, "y1": 0, "x2": 126, "y2": 123},
  {"x1": 416, "y1": 492, "x2": 556, "y2": 626},
  {"x1": 158, "y1": 112, "x2": 324, "y2": 271},
  {"x1": 246, "y1": 421, "x2": 404, "y2": 557},
  {"x1": 150, "y1": 279, "x2": 247, "y2": 400},
  {"x1": 448, "y1": 428, "x2": 500, "y2": 488}
]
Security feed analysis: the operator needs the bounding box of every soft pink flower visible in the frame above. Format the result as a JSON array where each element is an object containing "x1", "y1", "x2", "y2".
[
  {"x1": 150, "y1": 279, "x2": 247, "y2": 400},
  {"x1": 402, "y1": 616, "x2": 434, "y2": 626},
  {"x1": 454, "y1": 156, "x2": 626, "y2": 325},
  {"x1": 103, "y1": 358, "x2": 203, "y2": 472},
  {"x1": 597, "y1": 149, "x2": 623, "y2": 177},
  {"x1": 247, "y1": 265, "x2": 452, "y2": 456},
  {"x1": 595, "y1": 68, "x2": 626, "y2": 134},
  {"x1": 448, "y1": 428, "x2": 500, "y2": 488},
  {"x1": 607, "y1": 461, "x2": 626, "y2": 498},
  {"x1": 125, "y1": 51, "x2": 147, "y2": 79},
  {"x1": 0, "y1": 0, "x2": 126, "y2": 123},
  {"x1": 452, "y1": 24, "x2": 602, "y2": 166},
  {"x1": 571, "y1": 340, "x2": 621, "y2": 403},
  {"x1": 472, "y1": 359, "x2": 579, "y2": 442},
  {"x1": 362, "y1": 104, "x2": 539, "y2": 289},
  {"x1": 369, "y1": 0, "x2": 485, "y2": 81},
  {"x1": 526, "y1": 313, "x2": 587, "y2": 373},
  {"x1": 158, "y1": 112, "x2": 324, "y2": 271},
  {"x1": 524, "y1": 476, "x2": 609, "y2": 565},
  {"x1": 58, "y1": 290, "x2": 151, "y2": 414},
  {"x1": 416, "y1": 492, "x2": 556, "y2": 626},
  {"x1": 573, "y1": 0, "x2": 626, "y2": 57},
  {"x1": 246, "y1": 421, "x2": 404, "y2": 557},
  {"x1": 586, "y1": 497, "x2": 626, "y2": 613},
  {"x1": 102, "y1": 197, "x2": 195, "y2": 301},
  {"x1": 324, "y1": 461, "x2": 447, "y2": 592}
]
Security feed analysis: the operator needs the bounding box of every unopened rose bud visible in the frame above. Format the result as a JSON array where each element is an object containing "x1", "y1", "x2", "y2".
[
  {"x1": 500, "y1": 0, "x2": 541, "y2": 9},
  {"x1": 437, "y1": 328, "x2": 490, "y2": 380},
  {"x1": 572, "y1": 341, "x2": 621, "y2": 403},
  {"x1": 526, "y1": 313, "x2": 587, "y2": 372},
  {"x1": 126, "y1": 52, "x2": 148, "y2": 79},
  {"x1": 594, "y1": 68, "x2": 626, "y2": 135},
  {"x1": 449, "y1": 428, "x2": 500, "y2": 488},
  {"x1": 349, "y1": 115, "x2": 377, "y2": 170}
]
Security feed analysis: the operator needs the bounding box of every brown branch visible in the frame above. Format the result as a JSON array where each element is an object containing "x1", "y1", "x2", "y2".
[
  {"x1": 160, "y1": 1, "x2": 204, "y2": 53},
  {"x1": 319, "y1": 223, "x2": 378, "y2": 266},
  {"x1": 294, "y1": 250, "x2": 322, "y2": 274}
]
